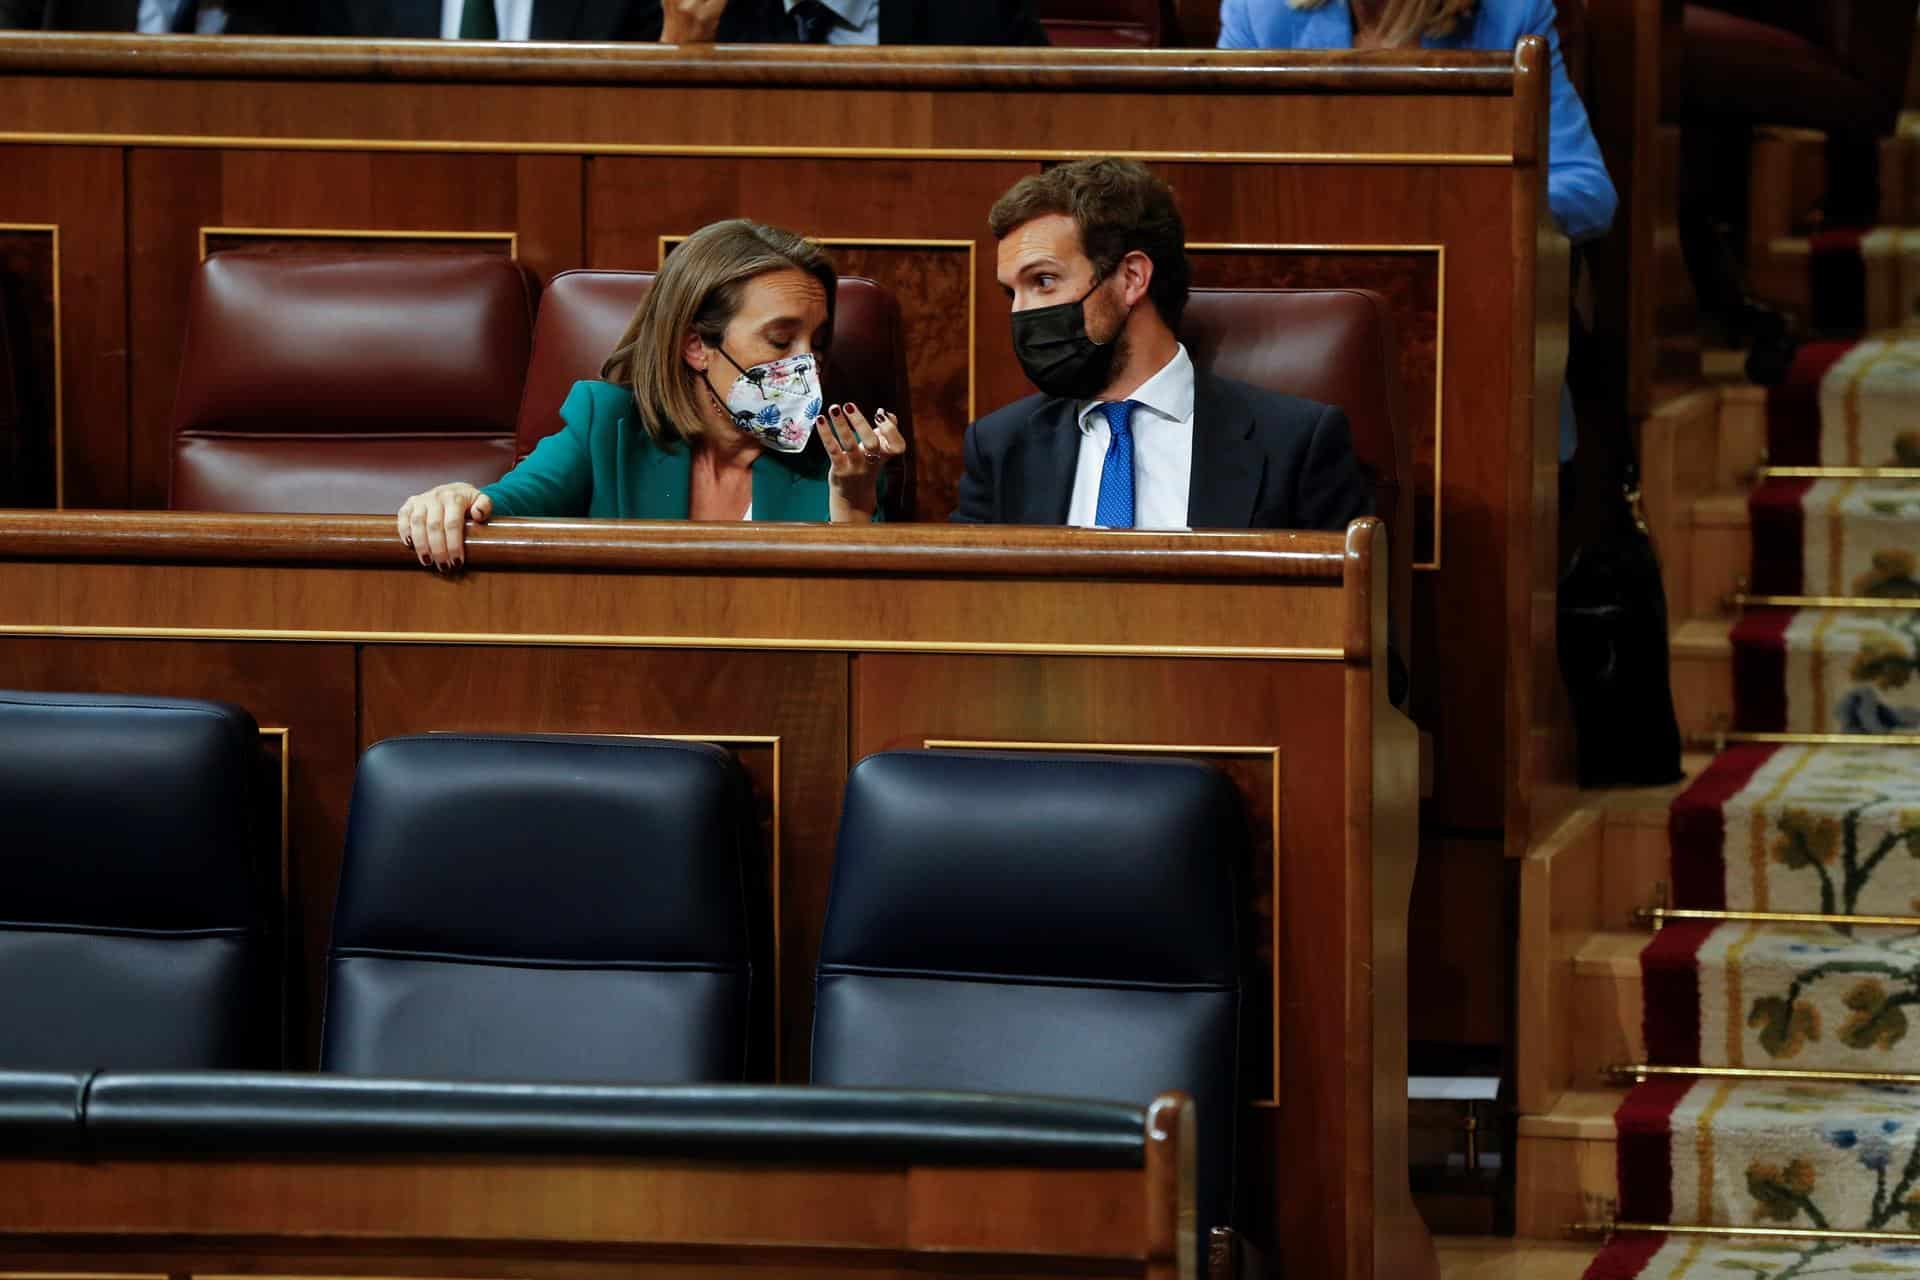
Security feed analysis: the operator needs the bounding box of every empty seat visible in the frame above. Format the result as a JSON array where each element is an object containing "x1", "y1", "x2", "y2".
[
  {"x1": 168, "y1": 252, "x2": 535, "y2": 515},
  {"x1": 1182, "y1": 287, "x2": 1412, "y2": 658},
  {"x1": 321, "y1": 734, "x2": 758, "y2": 1084},
  {"x1": 1037, "y1": 0, "x2": 1162, "y2": 46},
  {"x1": 516, "y1": 268, "x2": 915, "y2": 517},
  {"x1": 810, "y1": 748, "x2": 1245, "y2": 1239},
  {"x1": 0, "y1": 691, "x2": 274, "y2": 1069}
]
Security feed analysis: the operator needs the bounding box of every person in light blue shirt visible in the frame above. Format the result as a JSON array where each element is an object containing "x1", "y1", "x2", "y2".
[{"x1": 1221, "y1": 0, "x2": 1617, "y2": 463}]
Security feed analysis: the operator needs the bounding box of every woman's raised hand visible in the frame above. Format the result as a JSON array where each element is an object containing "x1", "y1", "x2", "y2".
[
  {"x1": 820, "y1": 403, "x2": 908, "y2": 524},
  {"x1": 397, "y1": 482, "x2": 493, "y2": 570}
]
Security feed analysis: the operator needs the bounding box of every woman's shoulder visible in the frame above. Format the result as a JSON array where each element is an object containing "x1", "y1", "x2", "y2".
[
  {"x1": 1465, "y1": 0, "x2": 1554, "y2": 42},
  {"x1": 564, "y1": 378, "x2": 640, "y2": 422}
]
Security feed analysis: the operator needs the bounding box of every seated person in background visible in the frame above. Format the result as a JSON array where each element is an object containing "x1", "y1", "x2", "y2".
[
  {"x1": 642, "y1": 0, "x2": 1047, "y2": 45},
  {"x1": 306, "y1": 0, "x2": 654, "y2": 39},
  {"x1": 397, "y1": 219, "x2": 905, "y2": 569},
  {"x1": 1220, "y1": 0, "x2": 1616, "y2": 467},
  {"x1": 0, "y1": 0, "x2": 290, "y2": 30},
  {"x1": 953, "y1": 156, "x2": 1372, "y2": 532}
]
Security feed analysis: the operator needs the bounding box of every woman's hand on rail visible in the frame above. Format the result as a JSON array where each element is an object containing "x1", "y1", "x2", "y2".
[
  {"x1": 822, "y1": 404, "x2": 907, "y2": 524},
  {"x1": 660, "y1": 0, "x2": 728, "y2": 43},
  {"x1": 397, "y1": 483, "x2": 492, "y2": 571}
]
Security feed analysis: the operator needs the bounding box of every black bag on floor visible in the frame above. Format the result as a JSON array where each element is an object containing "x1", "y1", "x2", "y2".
[{"x1": 1556, "y1": 455, "x2": 1685, "y2": 788}]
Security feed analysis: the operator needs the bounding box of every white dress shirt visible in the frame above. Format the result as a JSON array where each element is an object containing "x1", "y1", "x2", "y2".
[
  {"x1": 138, "y1": 0, "x2": 227, "y2": 31},
  {"x1": 783, "y1": 0, "x2": 879, "y2": 44},
  {"x1": 440, "y1": 0, "x2": 534, "y2": 40},
  {"x1": 1065, "y1": 343, "x2": 1196, "y2": 531}
]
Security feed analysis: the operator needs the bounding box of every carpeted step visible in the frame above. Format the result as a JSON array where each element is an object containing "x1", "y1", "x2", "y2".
[
  {"x1": 1669, "y1": 744, "x2": 1920, "y2": 915},
  {"x1": 1616, "y1": 1076, "x2": 1920, "y2": 1231},
  {"x1": 1583, "y1": 1231, "x2": 1920, "y2": 1278},
  {"x1": 1768, "y1": 337, "x2": 1920, "y2": 469},
  {"x1": 1750, "y1": 478, "x2": 1920, "y2": 599},
  {"x1": 1805, "y1": 227, "x2": 1920, "y2": 334},
  {"x1": 1644, "y1": 920, "x2": 1920, "y2": 1073},
  {"x1": 1732, "y1": 608, "x2": 1920, "y2": 734}
]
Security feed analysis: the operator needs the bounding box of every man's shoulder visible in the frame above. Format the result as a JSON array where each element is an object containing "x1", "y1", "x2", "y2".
[
  {"x1": 1199, "y1": 371, "x2": 1335, "y2": 429},
  {"x1": 966, "y1": 390, "x2": 1060, "y2": 447}
]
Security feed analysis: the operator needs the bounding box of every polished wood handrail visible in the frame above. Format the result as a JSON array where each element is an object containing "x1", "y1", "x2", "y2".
[
  {"x1": 0, "y1": 32, "x2": 1518, "y2": 92},
  {"x1": 0, "y1": 511, "x2": 1356, "y2": 579}
]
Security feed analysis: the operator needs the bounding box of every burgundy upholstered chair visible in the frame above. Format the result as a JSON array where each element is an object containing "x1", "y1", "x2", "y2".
[
  {"x1": 515, "y1": 269, "x2": 915, "y2": 518},
  {"x1": 168, "y1": 252, "x2": 535, "y2": 514},
  {"x1": 1682, "y1": 0, "x2": 1911, "y2": 136},
  {"x1": 1181, "y1": 287, "x2": 1411, "y2": 661},
  {"x1": 1036, "y1": 0, "x2": 1162, "y2": 47}
]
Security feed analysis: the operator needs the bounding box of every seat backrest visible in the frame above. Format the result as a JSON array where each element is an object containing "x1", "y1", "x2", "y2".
[
  {"x1": 1038, "y1": 0, "x2": 1162, "y2": 46},
  {"x1": 810, "y1": 749, "x2": 1244, "y2": 1236},
  {"x1": 1181, "y1": 287, "x2": 1412, "y2": 656},
  {"x1": 516, "y1": 269, "x2": 915, "y2": 516},
  {"x1": 0, "y1": 691, "x2": 274, "y2": 1070},
  {"x1": 168, "y1": 252, "x2": 534, "y2": 515},
  {"x1": 0, "y1": 274, "x2": 21, "y2": 506},
  {"x1": 322, "y1": 734, "x2": 758, "y2": 1084}
]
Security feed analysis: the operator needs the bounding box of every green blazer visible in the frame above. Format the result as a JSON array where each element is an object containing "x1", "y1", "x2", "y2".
[{"x1": 481, "y1": 379, "x2": 838, "y2": 522}]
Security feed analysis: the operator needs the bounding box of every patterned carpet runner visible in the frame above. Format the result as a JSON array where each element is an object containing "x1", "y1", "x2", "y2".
[
  {"x1": 1732, "y1": 609, "x2": 1920, "y2": 734},
  {"x1": 1585, "y1": 1232, "x2": 1920, "y2": 1278}
]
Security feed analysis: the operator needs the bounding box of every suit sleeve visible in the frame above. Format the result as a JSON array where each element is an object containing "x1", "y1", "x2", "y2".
[
  {"x1": 620, "y1": 0, "x2": 666, "y2": 39},
  {"x1": 1217, "y1": 0, "x2": 1255, "y2": 48},
  {"x1": 1293, "y1": 404, "x2": 1374, "y2": 533},
  {"x1": 480, "y1": 382, "x2": 598, "y2": 518},
  {"x1": 0, "y1": 0, "x2": 44, "y2": 27},
  {"x1": 950, "y1": 421, "x2": 993, "y2": 523},
  {"x1": 1528, "y1": 0, "x2": 1617, "y2": 243}
]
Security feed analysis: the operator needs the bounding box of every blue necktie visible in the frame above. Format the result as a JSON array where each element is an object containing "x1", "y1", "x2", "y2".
[{"x1": 1092, "y1": 400, "x2": 1138, "y2": 529}]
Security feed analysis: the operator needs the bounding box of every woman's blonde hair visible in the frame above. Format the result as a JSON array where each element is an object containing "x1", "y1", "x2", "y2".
[
  {"x1": 601, "y1": 219, "x2": 836, "y2": 447},
  {"x1": 1287, "y1": 0, "x2": 1476, "y2": 46}
]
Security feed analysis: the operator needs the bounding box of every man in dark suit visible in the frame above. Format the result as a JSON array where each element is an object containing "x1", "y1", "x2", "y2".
[
  {"x1": 953, "y1": 156, "x2": 1372, "y2": 532},
  {"x1": 306, "y1": 0, "x2": 653, "y2": 39},
  {"x1": 641, "y1": 0, "x2": 1046, "y2": 45},
  {"x1": 0, "y1": 0, "x2": 287, "y2": 30}
]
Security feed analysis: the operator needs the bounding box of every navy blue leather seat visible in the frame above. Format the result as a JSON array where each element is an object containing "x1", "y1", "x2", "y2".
[
  {"x1": 0, "y1": 691, "x2": 274, "y2": 1069},
  {"x1": 810, "y1": 749, "x2": 1246, "y2": 1238},
  {"x1": 321, "y1": 735, "x2": 757, "y2": 1084}
]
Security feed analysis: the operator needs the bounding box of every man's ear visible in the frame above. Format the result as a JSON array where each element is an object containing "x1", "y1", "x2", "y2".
[
  {"x1": 682, "y1": 329, "x2": 710, "y2": 373},
  {"x1": 1118, "y1": 250, "x2": 1155, "y2": 309}
]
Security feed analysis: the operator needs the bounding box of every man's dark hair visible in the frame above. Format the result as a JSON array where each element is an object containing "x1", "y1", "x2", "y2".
[{"x1": 988, "y1": 157, "x2": 1191, "y2": 330}]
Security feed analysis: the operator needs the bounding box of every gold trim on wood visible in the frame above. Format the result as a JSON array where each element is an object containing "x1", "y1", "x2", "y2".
[
  {"x1": 1759, "y1": 466, "x2": 1920, "y2": 480},
  {"x1": 1582, "y1": 1222, "x2": 1920, "y2": 1245},
  {"x1": 0, "y1": 223, "x2": 62, "y2": 509},
  {"x1": 661, "y1": 234, "x2": 978, "y2": 422},
  {"x1": 0, "y1": 624, "x2": 1344, "y2": 660},
  {"x1": 1732, "y1": 592, "x2": 1920, "y2": 610},
  {"x1": 199, "y1": 225, "x2": 519, "y2": 261},
  {"x1": 1611, "y1": 1063, "x2": 1920, "y2": 1086},
  {"x1": 1187, "y1": 242, "x2": 1446, "y2": 571},
  {"x1": 1640, "y1": 905, "x2": 1920, "y2": 930},
  {"x1": 1701, "y1": 731, "x2": 1920, "y2": 750},
  {"x1": 0, "y1": 132, "x2": 1516, "y2": 166},
  {"x1": 923, "y1": 737, "x2": 1284, "y2": 1107}
]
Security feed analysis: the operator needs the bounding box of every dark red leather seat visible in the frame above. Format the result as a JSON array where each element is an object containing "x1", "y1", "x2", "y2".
[
  {"x1": 1182, "y1": 287, "x2": 1411, "y2": 657},
  {"x1": 516, "y1": 269, "x2": 915, "y2": 517},
  {"x1": 1036, "y1": 0, "x2": 1161, "y2": 47},
  {"x1": 168, "y1": 252, "x2": 535, "y2": 515},
  {"x1": 1682, "y1": 1, "x2": 1911, "y2": 135}
]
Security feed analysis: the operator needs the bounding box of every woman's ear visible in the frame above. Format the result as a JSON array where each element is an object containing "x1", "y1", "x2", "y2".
[{"x1": 681, "y1": 329, "x2": 710, "y2": 374}]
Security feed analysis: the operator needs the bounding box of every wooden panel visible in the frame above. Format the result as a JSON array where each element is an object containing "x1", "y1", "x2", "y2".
[
  {"x1": 125, "y1": 150, "x2": 582, "y2": 508},
  {"x1": 1188, "y1": 245, "x2": 1441, "y2": 564},
  {"x1": 0, "y1": 228, "x2": 56, "y2": 508},
  {"x1": 201, "y1": 231, "x2": 516, "y2": 259},
  {"x1": 359, "y1": 645, "x2": 847, "y2": 1084},
  {"x1": 1408, "y1": 838, "x2": 1512, "y2": 1050},
  {"x1": 0, "y1": 146, "x2": 125, "y2": 508},
  {"x1": 0, "y1": 637, "x2": 358, "y2": 1066},
  {"x1": 587, "y1": 157, "x2": 1034, "y2": 522}
]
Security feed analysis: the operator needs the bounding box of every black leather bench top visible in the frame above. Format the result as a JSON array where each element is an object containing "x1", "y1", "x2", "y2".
[
  {"x1": 41, "y1": 1074, "x2": 1147, "y2": 1166},
  {"x1": 0, "y1": 1070, "x2": 88, "y2": 1150}
]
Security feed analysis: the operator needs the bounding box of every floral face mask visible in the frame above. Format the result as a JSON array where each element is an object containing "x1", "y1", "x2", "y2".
[{"x1": 706, "y1": 347, "x2": 824, "y2": 454}]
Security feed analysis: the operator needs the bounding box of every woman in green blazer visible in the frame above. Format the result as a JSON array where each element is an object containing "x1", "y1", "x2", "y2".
[{"x1": 397, "y1": 219, "x2": 907, "y2": 570}]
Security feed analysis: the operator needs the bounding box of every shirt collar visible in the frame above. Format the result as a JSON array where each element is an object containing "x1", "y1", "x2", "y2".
[
  {"x1": 1077, "y1": 344, "x2": 1195, "y2": 434},
  {"x1": 784, "y1": 0, "x2": 872, "y2": 26}
]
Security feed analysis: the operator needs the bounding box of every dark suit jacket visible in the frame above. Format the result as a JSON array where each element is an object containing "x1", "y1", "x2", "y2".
[
  {"x1": 951, "y1": 371, "x2": 1374, "y2": 531},
  {"x1": 628, "y1": 0, "x2": 1047, "y2": 44},
  {"x1": 307, "y1": 0, "x2": 654, "y2": 39},
  {"x1": 0, "y1": 0, "x2": 289, "y2": 29}
]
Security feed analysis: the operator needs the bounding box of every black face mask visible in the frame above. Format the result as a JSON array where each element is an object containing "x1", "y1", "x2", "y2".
[{"x1": 1010, "y1": 276, "x2": 1124, "y2": 400}]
